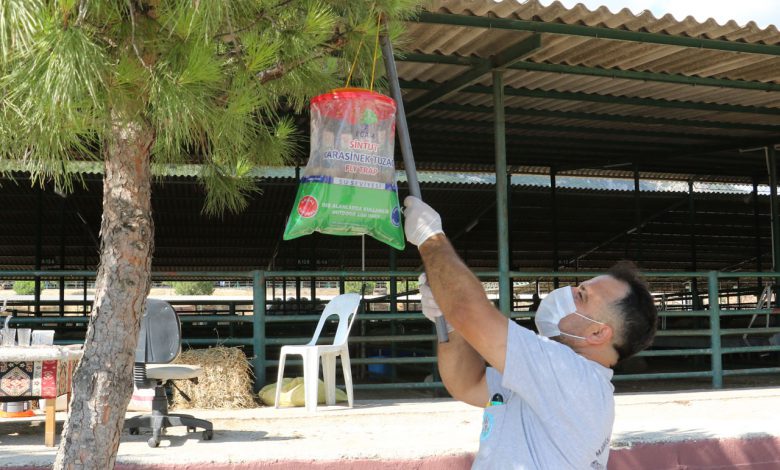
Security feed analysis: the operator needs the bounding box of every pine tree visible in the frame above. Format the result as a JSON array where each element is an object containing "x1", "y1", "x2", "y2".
[{"x1": 0, "y1": 1, "x2": 420, "y2": 468}]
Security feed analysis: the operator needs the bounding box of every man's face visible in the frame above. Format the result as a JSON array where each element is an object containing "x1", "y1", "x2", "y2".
[{"x1": 558, "y1": 275, "x2": 629, "y2": 338}]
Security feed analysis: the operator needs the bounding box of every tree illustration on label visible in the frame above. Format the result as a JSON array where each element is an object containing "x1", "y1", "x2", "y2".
[{"x1": 361, "y1": 108, "x2": 378, "y2": 125}]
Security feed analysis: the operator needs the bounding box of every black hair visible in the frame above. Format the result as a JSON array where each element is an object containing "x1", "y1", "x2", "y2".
[{"x1": 607, "y1": 261, "x2": 658, "y2": 362}]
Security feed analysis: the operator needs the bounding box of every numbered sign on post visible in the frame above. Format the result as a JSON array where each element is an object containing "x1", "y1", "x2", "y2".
[{"x1": 283, "y1": 88, "x2": 404, "y2": 250}]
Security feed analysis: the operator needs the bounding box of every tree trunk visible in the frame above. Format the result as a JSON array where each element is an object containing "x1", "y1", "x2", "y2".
[{"x1": 54, "y1": 120, "x2": 155, "y2": 470}]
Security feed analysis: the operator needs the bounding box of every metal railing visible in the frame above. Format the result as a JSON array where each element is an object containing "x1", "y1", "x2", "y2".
[{"x1": 1, "y1": 269, "x2": 779, "y2": 392}]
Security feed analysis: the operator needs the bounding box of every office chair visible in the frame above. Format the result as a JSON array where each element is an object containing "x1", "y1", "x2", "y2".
[{"x1": 124, "y1": 299, "x2": 213, "y2": 447}]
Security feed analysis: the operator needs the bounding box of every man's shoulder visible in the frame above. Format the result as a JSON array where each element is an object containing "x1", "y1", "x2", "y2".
[
  {"x1": 505, "y1": 321, "x2": 614, "y2": 385},
  {"x1": 506, "y1": 321, "x2": 573, "y2": 356}
]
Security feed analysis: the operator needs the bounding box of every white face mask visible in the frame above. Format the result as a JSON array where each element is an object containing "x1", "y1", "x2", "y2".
[{"x1": 534, "y1": 286, "x2": 605, "y2": 340}]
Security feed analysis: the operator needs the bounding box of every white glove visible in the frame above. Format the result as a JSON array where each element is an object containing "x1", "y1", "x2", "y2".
[
  {"x1": 418, "y1": 273, "x2": 454, "y2": 333},
  {"x1": 404, "y1": 196, "x2": 444, "y2": 247}
]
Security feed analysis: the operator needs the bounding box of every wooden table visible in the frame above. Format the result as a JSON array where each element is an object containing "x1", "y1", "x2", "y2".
[{"x1": 0, "y1": 345, "x2": 83, "y2": 446}]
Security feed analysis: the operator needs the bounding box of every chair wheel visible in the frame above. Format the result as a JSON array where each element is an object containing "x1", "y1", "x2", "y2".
[
  {"x1": 147, "y1": 437, "x2": 160, "y2": 448},
  {"x1": 202, "y1": 430, "x2": 213, "y2": 441},
  {"x1": 128, "y1": 428, "x2": 139, "y2": 435}
]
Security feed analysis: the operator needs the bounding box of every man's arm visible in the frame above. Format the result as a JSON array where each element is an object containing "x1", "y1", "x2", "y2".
[
  {"x1": 437, "y1": 330, "x2": 488, "y2": 407},
  {"x1": 421, "y1": 234, "x2": 509, "y2": 374},
  {"x1": 419, "y1": 273, "x2": 488, "y2": 406}
]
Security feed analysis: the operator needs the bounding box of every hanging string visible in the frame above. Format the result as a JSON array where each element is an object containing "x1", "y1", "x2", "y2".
[
  {"x1": 369, "y1": 14, "x2": 382, "y2": 91},
  {"x1": 345, "y1": 36, "x2": 365, "y2": 88}
]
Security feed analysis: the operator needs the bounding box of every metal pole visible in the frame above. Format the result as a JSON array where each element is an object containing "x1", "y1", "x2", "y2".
[
  {"x1": 294, "y1": 166, "x2": 301, "y2": 314},
  {"x1": 507, "y1": 172, "x2": 514, "y2": 312},
  {"x1": 551, "y1": 166, "x2": 560, "y2": 288},
  {"x1": 82, "y1": 251, "x2": 88, "y2": 315},
  {"x1": 752, "y1": 177, "x2": 763, "y2": 294},
  {"x1": 389, "y1": 248, "x2": 398, "y2": 381},
  {"x1": 380, "y1": 36, "x2": 421, "y2": 200},
  {"x1": 688, "y1": 180, "x2": 699, "y2": 309},
  {"x1": 380, "y1": 29, "x2": 448, "y2": 343},
  {"x1": 310, "y1": 238, "x2": 316, "y2": 310},
  {"x1": 768, "y1": 146, "x2": 780, "y2": 306},
  {"x1": 633, "y1": 166, "x2": 642, "y2": 264},
  {"x1": 59, "y1": 196, "x2": 66, "y2": 316},
  {"x1": 252, "y1": 270, "x2": 266, "y2": 391},
  {"x1": 707, "y1": 271, "x2": 723, "y2": 389},
  {"x1": 35, "y1": 187, "x2": 42, "y2": 316},
  {"x1": 493, "y1": 70, "x2": 511, "y2": 315}
]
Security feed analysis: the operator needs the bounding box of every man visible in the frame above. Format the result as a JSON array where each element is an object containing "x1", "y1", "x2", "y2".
[{"x1": 404, "y1": 196, "x2": 657, "y2": 470}]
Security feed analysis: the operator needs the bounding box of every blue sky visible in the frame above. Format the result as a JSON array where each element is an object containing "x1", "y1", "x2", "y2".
[{"x1": 550, "y1": 0, "x2": 779, "y2": 28}]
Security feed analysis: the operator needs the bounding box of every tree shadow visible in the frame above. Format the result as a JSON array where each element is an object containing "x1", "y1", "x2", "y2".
[
  {"x1": 0, "y1": 420, "x2": 61, "y2": 469},
  {"x1": 0, "y1": 418, "x2": 53, "y2": 438},
  {"x1": 119, "y1": 428, "x2": 301, "y2": 448}
]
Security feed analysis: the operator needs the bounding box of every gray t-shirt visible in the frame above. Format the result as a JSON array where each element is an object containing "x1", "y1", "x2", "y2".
[{"x1": 471, "y1": 322, "x2": 615, "y2": 470}]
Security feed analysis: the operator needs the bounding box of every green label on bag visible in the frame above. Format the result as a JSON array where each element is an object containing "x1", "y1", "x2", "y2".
[{"x1": 283, "y1": 178, "x2": 404, "y2": 250}]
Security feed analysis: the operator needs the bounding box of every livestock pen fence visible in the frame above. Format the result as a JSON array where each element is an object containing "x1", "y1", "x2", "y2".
[{"x1": 1, "y1": 270, "x2": 779, "y2": 392}]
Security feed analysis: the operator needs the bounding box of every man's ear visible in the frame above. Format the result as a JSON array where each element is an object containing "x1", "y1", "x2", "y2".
[{"x1": 586, "y1": 324, "x2": 613, "y2": 345}]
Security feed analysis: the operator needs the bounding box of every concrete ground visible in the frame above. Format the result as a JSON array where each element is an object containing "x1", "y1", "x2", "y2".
[{"x1": 1, "y1": 387, "x2": 779, "y2": 469}]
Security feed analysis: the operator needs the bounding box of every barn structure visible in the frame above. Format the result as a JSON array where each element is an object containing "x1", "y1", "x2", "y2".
[{"x1": 1, "y1": 0, "x2": 779, "y2": 393}]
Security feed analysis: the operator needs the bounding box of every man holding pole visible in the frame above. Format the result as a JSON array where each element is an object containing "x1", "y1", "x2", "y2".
[{"x1": 403, "y1": 196, "x2": 658, "y2": 469}]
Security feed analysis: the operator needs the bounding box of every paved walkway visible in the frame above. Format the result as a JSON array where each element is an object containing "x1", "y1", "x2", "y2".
[{"x1": 1, "y1": 387, "x2": 779, "y2": 469}]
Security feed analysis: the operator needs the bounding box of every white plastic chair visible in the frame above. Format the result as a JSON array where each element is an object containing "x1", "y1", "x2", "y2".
[{"x1": 275, "y1": 293, "x2": 361, "y2": 412}]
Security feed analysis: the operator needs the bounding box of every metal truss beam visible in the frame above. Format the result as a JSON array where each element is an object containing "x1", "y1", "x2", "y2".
[
  {"x1": 409, "y1": 117, "x2": 738, "y2": 142},
  {"x1": 406, "y1": 35, "x2": 541, "y2": 116},
  {"x1": 400, "y1": 53, "x2": 780, "y2": 92},
  {"x1": 422, "y1": 104, "x2": 780, "y2": 133},
  {"x1": 401, "y1": 80, "x2": 780, "y2": 116}
]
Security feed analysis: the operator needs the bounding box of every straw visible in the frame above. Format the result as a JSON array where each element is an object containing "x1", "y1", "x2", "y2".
[{"x1": 171, "y1": 346, "x2": 257, "y2": 409}]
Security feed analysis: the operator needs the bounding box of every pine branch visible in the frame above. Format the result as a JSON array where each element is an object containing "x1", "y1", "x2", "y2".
[
  {"x1": 126, "y1": 0, "x2": 151, "y2": 70},
  {"x1": 212, "y1": 0, "x2": 295, "y2": 41},
  {"x1": 255, "y1": 33, "x2": 347, "y2": 85},
  {"x1": 256, "y1": 58, "x2": 307, "y2": 84}
]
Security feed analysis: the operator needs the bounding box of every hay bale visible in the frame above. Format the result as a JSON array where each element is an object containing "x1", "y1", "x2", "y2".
[{"x1": 171, "y1": 346, "x2": 257, "y2": 409}]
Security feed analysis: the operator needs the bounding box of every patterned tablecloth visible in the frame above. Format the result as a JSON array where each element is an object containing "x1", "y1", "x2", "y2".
[{"x1": 0, "y1": 346, "x2": 83, "y2": 400}]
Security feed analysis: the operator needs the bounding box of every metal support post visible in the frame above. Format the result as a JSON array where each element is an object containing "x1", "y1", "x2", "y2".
[
  {"x1": 751, "y1": 178, "x2": 763, "y2": 293},
  {"x1": 35, "y1": 188, "x2": 42, "y2": 316},
  {"x1": 310, "y1": 239, "x2": 316, "y2": 310},
  {"x1": 82, "y1": 252, "x2": 88, "y2": 314},
  {"x1": 769, "y1": 147, "x2": 780, "y2": 306},
  {"x1": 707, "y1": 271, "x2": 723, "y2": 388},
  {"x1": 59, "y1": 196, "x2": 66, "y2": 316},
  {"x1": 551, "y1": 166, "x2": 560, "y2": 288},
  {"x1": 507, "y1": 173, "x2": 514, "y2": 311},
  {"x1": 633, "y1": 166, "x2": 642, "y2": 264},
  {"x1": 493, "y1": 70, "x2": 511, "y2": 315},
  {"x1": 389, "y1": 248, "x2": 398, "y2": 381},
  {"x1": 252, "y1": 270, "x2": 266, "y2": 391},
  {"x1": 294, "y1": 166, "x2": 301, "y2": 313},
  {"x1": 688, "y1": 180, "x2": 699, "y2": 309}
]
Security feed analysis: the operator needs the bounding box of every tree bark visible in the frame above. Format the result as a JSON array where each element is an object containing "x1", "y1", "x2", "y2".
[{"x1": 54, "y1": 119, "x2": 155, "y2": 470}]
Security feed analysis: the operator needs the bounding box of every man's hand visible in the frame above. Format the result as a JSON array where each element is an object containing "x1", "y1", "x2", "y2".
[
  {"x1": 403, "y1": 196, "x2": 444, "y2": 247},
  {"x1": 418, "y1": 273, "x2": 454, "y2": 332}
]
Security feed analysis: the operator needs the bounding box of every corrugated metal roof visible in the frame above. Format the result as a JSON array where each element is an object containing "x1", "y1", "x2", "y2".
[
  {"x1": 396, "y1": 0, "x2": 780, "y2": 182},
  {"x1": 423, "y1": 0, "x2": 779, "y2": 46}
]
